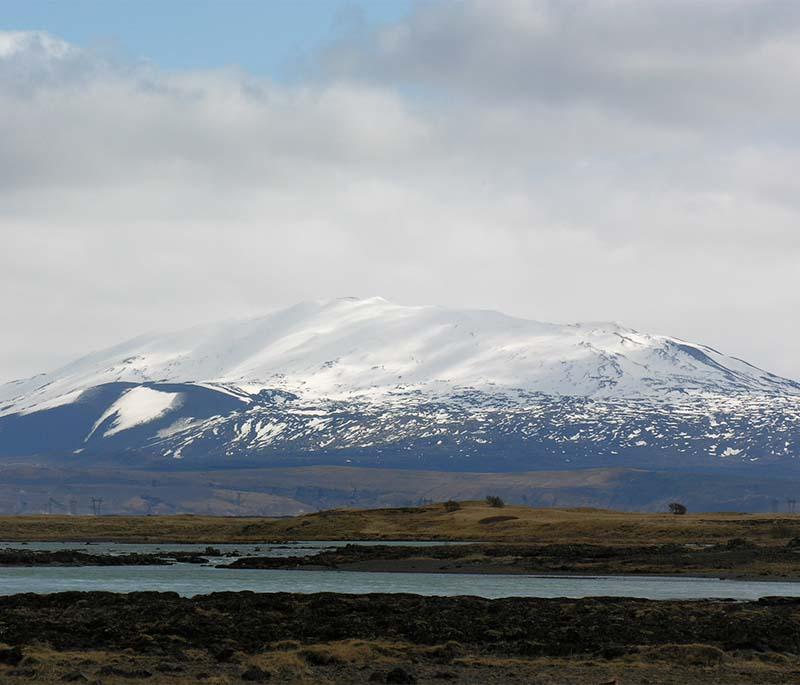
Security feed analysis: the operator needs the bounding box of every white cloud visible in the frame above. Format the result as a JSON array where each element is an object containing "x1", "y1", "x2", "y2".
[{"x1": 1, "y1": 2, "x2": 799, "y2": 382}]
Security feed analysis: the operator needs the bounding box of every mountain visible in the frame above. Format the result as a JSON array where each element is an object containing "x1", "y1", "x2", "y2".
[{"x1": 1, "y1": 297, "x2": 799, "y2": 475}]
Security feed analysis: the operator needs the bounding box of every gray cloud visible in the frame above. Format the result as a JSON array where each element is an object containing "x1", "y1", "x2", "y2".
[
  {"x1": 325, "y1": 0, "x2": 800, "y2": 129},
  {"x1": 1, "y1": 2, "x2": 799, "y2": 382}
]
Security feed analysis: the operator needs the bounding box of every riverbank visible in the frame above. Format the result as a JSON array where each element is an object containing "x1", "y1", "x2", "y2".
[
  {"x1": 6, "y1": 539, "x2": 800, "y2": 580},
  {"x1": 1, "y1": 591, "x2": 799, "y2": 683},
  {"x1": 222, "y1": 540, "x2": 800, "y2": 580},
  {"x1": 0, "y1": 548, "x2": 217, "y2": 566}
]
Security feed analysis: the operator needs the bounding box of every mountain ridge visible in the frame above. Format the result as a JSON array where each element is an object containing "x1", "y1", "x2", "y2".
[
  {"x1": 0, "y1": 297, "x2": 798, "y2": 474},
  {"x1": 3, "y1": 297, "x2": 798, "y2": 414}
]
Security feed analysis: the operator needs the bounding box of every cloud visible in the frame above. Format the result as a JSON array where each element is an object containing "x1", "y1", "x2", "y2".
[
  {"x1": 324, "y1": 0, "x2": 800, "y2": 129},
  {"x1": 1, "y1": 2, "x2": 799, "y2": 382}
]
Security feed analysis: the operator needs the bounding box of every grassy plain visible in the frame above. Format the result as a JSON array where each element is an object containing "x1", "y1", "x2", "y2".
[{"x1": 2, "y1": 500, "x2": 800, "y2": 545}]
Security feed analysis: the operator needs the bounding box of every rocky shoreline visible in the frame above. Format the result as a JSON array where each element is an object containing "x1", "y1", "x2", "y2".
[
  {"x1": 1, "y1": 591, "x2": 800, "y2": 683},
  {"x1": 7, "y1": 539, "x2": 800, "y2": 580},
  {"x1": 0, "y1": 548, "x2": 223, "y2": 566},
  {"x1": 221, "y1": 540, "x2": 800, "y2": 580}
]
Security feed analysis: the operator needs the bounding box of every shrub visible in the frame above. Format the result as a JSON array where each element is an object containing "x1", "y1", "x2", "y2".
[
  {"x1": 668, "y1": 502, "x2": 687, "y2": 515},
  {"x1": 485, "y1": 495, "x2": 505, "y2": 508},
  {"x1": 443, "y1": 500, "x2": 461, "y2": 512}
]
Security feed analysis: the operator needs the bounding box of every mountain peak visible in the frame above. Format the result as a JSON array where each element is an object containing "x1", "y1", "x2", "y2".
[
  {"x1": 1, "y1": 299, "x2": 798, "y2": 473},
  {"x1": 2, "y1": 300, "x2": 798, "y2": 420},
  {"x1": 332, "y1": 295, "x2": 389, "y2": 304}
]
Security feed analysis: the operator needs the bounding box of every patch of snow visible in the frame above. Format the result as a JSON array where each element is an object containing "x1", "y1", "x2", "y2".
[{"x1": 87, "y1": 387, "x2": 182, "y2": 439}]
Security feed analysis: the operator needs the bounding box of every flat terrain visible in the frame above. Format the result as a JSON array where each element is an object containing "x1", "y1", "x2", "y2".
[
  {"x1": 2, "y1": 591, "x2": 800, "y2": 684},
  {"x1": 4, "y1": 504, "x2": 800, "y2": 682},
  {"x1": 3, "y1": 501, "x2": 800, "y2": 545}
]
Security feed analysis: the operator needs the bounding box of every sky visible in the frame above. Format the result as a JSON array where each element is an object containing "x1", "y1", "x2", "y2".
[{"x1": 0, "y1": 0, "x2": 798, "y2": 382}]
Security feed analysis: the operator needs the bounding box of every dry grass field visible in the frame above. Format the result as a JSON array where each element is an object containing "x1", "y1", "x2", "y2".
[
  {"x1": 3, "y1": 592, "x2": 800, "y2": 684},
  {"x1": 2, "y1": 500, "x2": 800, "y2": 545},
  {"x1": 5, "y1": 639, "x2": 800, "y2": 684}
]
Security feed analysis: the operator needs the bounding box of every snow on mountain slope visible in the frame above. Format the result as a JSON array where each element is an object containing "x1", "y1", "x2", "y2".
[
  {"x1": 1, "y1": 298, "x2": 798, "y2": 471},
  {"x1": 2, "y1": 297, "x2": 797, "y2": 419},
  {"x1": 87, "y1": 386, "x2": 182, "y2": 439}
]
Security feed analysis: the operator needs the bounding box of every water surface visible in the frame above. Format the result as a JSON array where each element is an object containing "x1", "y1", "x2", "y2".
[
  {"x1": 1, "y1": 564, "x2": 798, "y2": 600},
  {"x1": 2, "y1": 540, "x2": 798, "y2": 600}
]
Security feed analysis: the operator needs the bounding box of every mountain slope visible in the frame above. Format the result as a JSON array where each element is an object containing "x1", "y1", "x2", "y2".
[
  {"x1": 3, "y1": 297, "x2": 797, "y2": 411},
  {"x1": 1, "y1": 297, "x2": 798, "y2": 471}
]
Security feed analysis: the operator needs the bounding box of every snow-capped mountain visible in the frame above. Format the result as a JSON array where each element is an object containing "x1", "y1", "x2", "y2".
[{"x1": 1, "y1": 297, "x2": 798, "y2": 471}]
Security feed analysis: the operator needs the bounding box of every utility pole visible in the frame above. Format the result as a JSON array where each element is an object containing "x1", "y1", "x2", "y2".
[{"x1": 91, "y1": 497, "x2": 104, "y2": 516}]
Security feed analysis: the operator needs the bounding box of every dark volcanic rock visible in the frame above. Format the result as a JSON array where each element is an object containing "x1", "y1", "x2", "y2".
[
  {"x1": 8, "y1": 668, "x2": 36, "y2": 677},
  {"x1": 0, "y1": 549, "x2": 171, "y2": 567},
  {"x1": 0, "y1": 548, "x2": 218, "y2": 567},
  {"x1": 221, "y1": 541, "x2": 800, "y2": 578},
  {"x1": 213, "y1": 646, "x2": 236, "y2": 662},
  {"x1": 1, "y1": 591, "x2": 800, "y2": 659},
  {"x1": 386, "y1": 666, "x2": 417, "y2": 683},
  {"x1": 0, "y1": 647, "x2": 23, "y2": 665},
  {"x1": 241, "y1": 665, "x2": 271, "y2": 681},
  {"x1": 98, "y1": 664, "x2": 152, "y2": 678}
]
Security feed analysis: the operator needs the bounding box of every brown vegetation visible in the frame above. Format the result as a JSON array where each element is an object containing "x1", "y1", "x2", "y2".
[
  {"x1": 2, "y1": 592, "x2": 800, "y2": 683},
  {"x1": 3, "y1": 500, "x2": 800, "y2": 545}
]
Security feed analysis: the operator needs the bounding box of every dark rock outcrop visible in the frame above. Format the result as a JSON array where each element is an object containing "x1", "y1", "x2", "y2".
[{"x1": 1, "y1": 592, "x2": 800, "y2": 658}]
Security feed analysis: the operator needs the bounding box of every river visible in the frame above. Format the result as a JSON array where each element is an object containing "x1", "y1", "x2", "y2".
[{"x1": 2, "y1": 541, "x2": 799, "y2": 600}]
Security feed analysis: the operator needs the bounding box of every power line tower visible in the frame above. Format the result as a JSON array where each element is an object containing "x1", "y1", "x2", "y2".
[
  {"x1": 787, "y1": 498, "x2": 797, "y2": 515},
  {"x1": 91, "y1": 497, "x2": 104, "y2": 516},
  {"x1": 47, "y1": 498, "x2": 65, "y2": 515},
  {"x1": 68, "y1": 498, "x2": 78, "y2": 516}
]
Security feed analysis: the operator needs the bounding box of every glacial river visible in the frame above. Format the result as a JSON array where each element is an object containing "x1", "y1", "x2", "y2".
[{"x1": 1, "y1": 541, "x2": 799, "y2": 600}]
